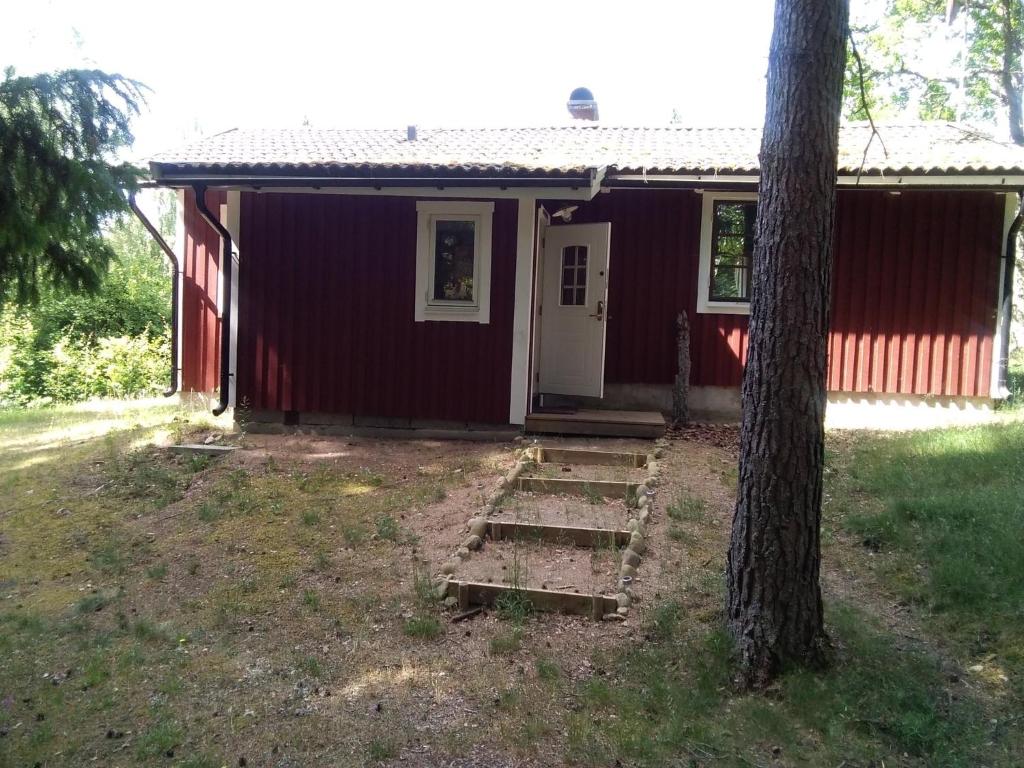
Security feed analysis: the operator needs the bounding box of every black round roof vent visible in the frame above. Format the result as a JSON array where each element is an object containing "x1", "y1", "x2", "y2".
[{"x1": 567, "y1": 87, "x2": 599, "y2": 121}]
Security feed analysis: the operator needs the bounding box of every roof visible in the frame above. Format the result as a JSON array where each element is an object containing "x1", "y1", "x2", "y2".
[{"x1": 148, "y1": 123, "x2": 1024, "y2": 182}]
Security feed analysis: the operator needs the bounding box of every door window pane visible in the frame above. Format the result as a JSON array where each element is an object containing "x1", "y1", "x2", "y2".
[
  {"x1": 560, "y1": 245, "x2": 589, "y2": 306},
  {"x1": 433, "y1": 220, "x2": 475, "y2": 302}
]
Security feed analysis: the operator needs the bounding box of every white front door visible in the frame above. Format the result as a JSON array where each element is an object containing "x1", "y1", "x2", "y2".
[{"x1": 537, "y1": 222, "x2": 611, "y2": 398}]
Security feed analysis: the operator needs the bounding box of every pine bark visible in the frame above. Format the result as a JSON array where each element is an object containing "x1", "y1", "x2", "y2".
[{"x1": 726, "y1": 0, "x2": 849, "y2": 688}]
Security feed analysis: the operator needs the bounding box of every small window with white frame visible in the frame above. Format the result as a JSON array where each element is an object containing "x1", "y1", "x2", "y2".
[
  {"x1": 697, "y1": 192, "x2": 757, "y2": 314},
  {"x1": 415, "y1": 200, "x2": 493, "y2": 323}
]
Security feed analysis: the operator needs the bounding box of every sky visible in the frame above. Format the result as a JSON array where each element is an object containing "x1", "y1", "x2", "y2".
[{"x1": 3, "y1": 0, "x2": 778, "y2": 160}]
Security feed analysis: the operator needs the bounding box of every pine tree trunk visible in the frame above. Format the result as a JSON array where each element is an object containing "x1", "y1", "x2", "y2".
[{"x1": 726, "y1": 0, "x2": 849, "y2": 688}]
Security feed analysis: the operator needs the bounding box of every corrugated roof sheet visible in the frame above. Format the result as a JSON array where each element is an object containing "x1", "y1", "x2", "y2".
[{"x1": 149, "y1": 123, "x2": 1024, "y2": 178}]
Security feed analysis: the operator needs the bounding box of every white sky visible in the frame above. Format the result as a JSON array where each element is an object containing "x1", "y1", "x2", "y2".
[{"x1": 3, "y1": 0, "x2": 778, "y2": 160}]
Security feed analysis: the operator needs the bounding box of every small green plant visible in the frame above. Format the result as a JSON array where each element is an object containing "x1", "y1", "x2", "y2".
[
  {"x1": 301, "y1": 509, "x2": 321, "y2": 526},
  {"x1": 668, "y1": 524, "x2": 694, "y2": 544},
  {"x1": 90, "y1": 539, "x2": 129, "y2": 575},
  {"x1": 135, "y1": 720, "x2": 182, "y2": 759},
  {"x1": 186, "y1": 453, "x2": 211, "y2": 473},
  {"x1": 313, "y1": 550, "x2": 332, "y2": 571},
  {"x1": 581, "y1": 483, "x2": 604, "y2": 505},
  {"x1": 197, "y1": 501, "x2": 223, "y2": 522},
  {"x1": 298, "y1": 655, "x2": 323, "y2": 679},
  {"x1": 667, "y1": 492, "x2": 708, "y2": 523},
  {"x1": 76, "y1": 593, "x2": 111, "y2": 614},
  {"x1": 186, "y1": 556, "x2": 200, "y2": 576},
  {"x1": 412, "y1": 562, "x2": 436, "y2": 607},
  {"x1": 146, "y1": 563, "x2": 167, "y2": 580},
  {"x1": 489, "y1": 628, "x2": 523, "y2": 655},
  {"x1": 302, "y1": 588, "x2": 321, "y2": 612},
  {"x1": 341, "y1": 523, "x2": 367, "y2": 546},
  {"x1": 495, "y1": 589, "x2": 533, "y2": 623},
  {"x1": 403, "y1": 615, "x2": 441, "y2": 639},
  {"x1": 375, "y1": 514, "x2": 400, "y2": 541},
  {"x1": 535, "y1": 657, "x2": 561, "y2": 682},
  {"x1": 367, "y1": 734, "x2": 399, "y2": 762}
]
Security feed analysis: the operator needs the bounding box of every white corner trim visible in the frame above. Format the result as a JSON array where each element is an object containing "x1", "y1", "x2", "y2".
[
  {"x1": 174, "y1": 189, "x2": 186, "y2": 389},
  {"x1": 991, "y1": 192, "x2": 1018, "y2": 398},
  {"x1": 696, "y1": 191, "x2": 756, "y2": 315},
  {"x1": 225, "y1": 191, "x2": 241, "y2": 407},
  {"x1": 414, "y1": 200, "x2": 494, "y2": 323},
  {"x1": 509, "y1": 197, "x2": 537, "y2": 426}
]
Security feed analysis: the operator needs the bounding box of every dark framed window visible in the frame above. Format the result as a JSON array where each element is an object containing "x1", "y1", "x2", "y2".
[
  {"x1": 560, "y1": 245, "x2": 588, "y2": 306},
  {"x1": 431, "y1": 219, "x2": 476, "y2": 303},
  {"x1": 709, "y1": 200, "x2": 756, "y2": 302}
]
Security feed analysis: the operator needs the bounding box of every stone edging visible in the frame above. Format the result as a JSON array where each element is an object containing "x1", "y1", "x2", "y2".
[
  {"x1": 432, "y1": 446, "x2": 535, "y2": 599},
  {"x1": 610, "y1": 436, "x2": 668, "y2": 619}
]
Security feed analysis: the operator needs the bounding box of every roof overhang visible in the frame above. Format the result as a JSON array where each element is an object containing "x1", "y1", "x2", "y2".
[
  {"x1": 605, "y1": 172, "x2": 1024, "y2": 191},
  {"x1": 148, "y1": 163, "x2": 608, "y2": 200}
]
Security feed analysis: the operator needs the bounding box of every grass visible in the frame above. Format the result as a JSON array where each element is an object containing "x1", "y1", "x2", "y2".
[
  {"x1": 402, "y1": 615, "x2": 442, "y2": 639},
  {"x1": 489, "y1": 628, "x2": 523, "y2": 655},
  {"x1": 2, "y1": 398, "x2": 1022, "y2": 766},
  {"x1": 827, "y1": 417, "x2": 1024, "y2": 704}
]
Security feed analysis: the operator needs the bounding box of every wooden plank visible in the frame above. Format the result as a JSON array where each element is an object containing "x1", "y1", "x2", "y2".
[
  {"x1": 537, "y1": 447, "x2": 647, "y2": 468},
  {"x1": 525, "y1": 417, "x2": 664, "y2": 439},
  {"x1": 516, "y1": 476, "x2": 638, "y2": 499},
  {"x1": 528, "y1": 409, "x2": 665, "y2": 426},
  {"x1": 488, "y1": 520, "x2": 629, "y2": 548},
  {"x1": 168, "y1": 444, "x2": 238, "y2": 457},
  {"x1": 453, "y1": 580, "x2": 618, "y2": 617}
]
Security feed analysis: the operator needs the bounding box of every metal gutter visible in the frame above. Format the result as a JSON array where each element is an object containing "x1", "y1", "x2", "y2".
[
  {"x1": 191, "y1": 185, "x2": 234, "y2": 416},
  {"x1": 127, "y1": 193, "x2": 180, "y2": 397},
  {"x1": 998, "y1": 190, "x2": 1024, "y2": 395}
]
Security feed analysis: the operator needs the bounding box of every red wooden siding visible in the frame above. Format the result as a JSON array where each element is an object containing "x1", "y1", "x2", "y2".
[
  {"x1": 828, "y1": 190, "x2": 1001, "y2": 397},
  {"x1": 234, "y1": 193, "x2": 516, "y2": 423},
  {"x1": 180, "y1": 188, "x2": 224, "y2": 393},
  {"x1": 550, "y1": 188, "x2": 1002, "y2": 398}
]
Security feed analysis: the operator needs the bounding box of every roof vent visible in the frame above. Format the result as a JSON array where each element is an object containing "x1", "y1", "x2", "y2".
[
  {"x1": 407, "y1": 125, "x2": 417, "y2": 141},
  {"x1": 567, "y1": 87, "x2": 599, "y2": 121}
]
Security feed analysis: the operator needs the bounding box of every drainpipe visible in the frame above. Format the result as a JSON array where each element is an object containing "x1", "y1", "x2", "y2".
[
  {"x1": 998, "y1": 190, "x2": 1024, "y2": 395},
  {"x1": 192, "y1": 185, "x2": 234, "y2": 416},
  {"x1": 128, "y1": 193, "x2": 180, "y2": 397}
]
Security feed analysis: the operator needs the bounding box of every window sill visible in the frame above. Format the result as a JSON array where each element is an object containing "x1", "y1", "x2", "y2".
[
  {"x1": 696, "y1": 299, "x2": 751, "y2": 316},
  {"x1": 416, "y1": 304, "x2": 489, "y2": 324}
]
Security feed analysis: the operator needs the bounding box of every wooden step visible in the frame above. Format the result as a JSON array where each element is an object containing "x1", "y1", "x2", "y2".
[
  {"x1": 535, "y1": 446, "x2": 648, "y2": 468},
  {"x1": 488, "y1": 520, "x2": 630, "y2": 548},
  {"x1": 525, "y1": 409, "x2": 665, "y2": 438},
  {"x1": 516, "y1": 475, "x2": 638, "y2": 500},
  {"x1": 446, "y1": 580, "x2": 618, "y2": 619}
]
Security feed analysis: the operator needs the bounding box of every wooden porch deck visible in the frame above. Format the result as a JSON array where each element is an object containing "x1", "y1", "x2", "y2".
[{"x1": 524, "y1": 409, "x2": 666, "y2": 438}]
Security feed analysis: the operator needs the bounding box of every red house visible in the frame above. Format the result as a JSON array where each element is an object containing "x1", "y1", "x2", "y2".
[{"x1": 149, "y1": 123, "x2": 1024, "y2": 434}]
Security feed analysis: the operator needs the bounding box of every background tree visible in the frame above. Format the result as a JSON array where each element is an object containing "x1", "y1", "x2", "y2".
[
  {"x1": 0, "y1": 193, "x2": 175, "y2": 405},
  {"x1": 0, "y1": 68, "x2": 145, "y2": 305},
  {"x1": 845, "y1": 0, "x2": 1023, "y2": 144},
  {"x1": 727, "y1": 0, "x2": 849, "y2": 687}
]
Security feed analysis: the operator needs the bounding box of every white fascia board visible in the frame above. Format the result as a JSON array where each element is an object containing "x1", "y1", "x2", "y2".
[
  {"x1": 608, "y1": 173, "x2": 1024, "y2": 188},
  {"x1": 155, "y1": 182, "x2": 601, "y2": 201}
]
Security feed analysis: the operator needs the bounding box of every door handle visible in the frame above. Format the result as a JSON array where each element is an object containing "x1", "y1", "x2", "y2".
[{"x1": 589, "y1": 300, "x2": 604, "y2": 320}]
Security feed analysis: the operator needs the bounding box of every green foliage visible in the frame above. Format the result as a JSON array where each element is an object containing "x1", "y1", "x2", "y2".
[
  {"x1": 0, "y1": 68, "x2": 147, "y2": 304},
  {"x1": 0, "y1": 198, "x2": 173, "y2": 405},
  {"x1": 846, "y1": 0, "x2": 1022, "y2": 137}
]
